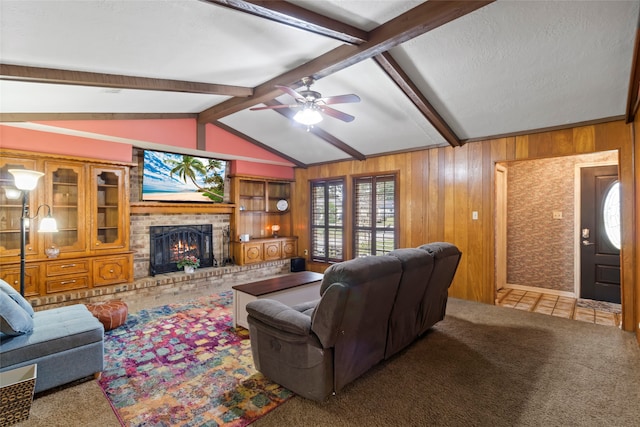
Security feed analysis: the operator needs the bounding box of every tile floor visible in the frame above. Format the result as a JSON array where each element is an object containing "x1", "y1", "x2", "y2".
[{"x1": 496, "y1": 288, "x2": 621, "y2": 328}]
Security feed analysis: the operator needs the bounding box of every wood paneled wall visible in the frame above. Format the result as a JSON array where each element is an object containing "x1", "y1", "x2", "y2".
[{"x1": 292, "y1": 120, "x2": 637, "y2": 336}]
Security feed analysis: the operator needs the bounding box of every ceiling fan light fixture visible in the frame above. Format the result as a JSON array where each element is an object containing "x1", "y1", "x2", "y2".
[{"x1": 293, "y1": 107, "x2": 323, "y2": 126}]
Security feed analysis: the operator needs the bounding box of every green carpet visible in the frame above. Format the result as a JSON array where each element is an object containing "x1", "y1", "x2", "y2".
[{"x1": 98, "y1": 291, "x2": 292, "y2": 426}]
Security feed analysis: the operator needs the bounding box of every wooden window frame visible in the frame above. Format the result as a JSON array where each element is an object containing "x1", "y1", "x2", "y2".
[
  {"x1": 310, "y1": 177, "x2": 345, "y2": 263},
  {"x1": 352, "y1": 173, "x2": 398, "y2": 257}
]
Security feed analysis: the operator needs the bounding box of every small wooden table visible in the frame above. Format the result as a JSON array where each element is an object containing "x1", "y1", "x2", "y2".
[{"x1": 232, "y1": 271, "x2": 324, "y2": 329}]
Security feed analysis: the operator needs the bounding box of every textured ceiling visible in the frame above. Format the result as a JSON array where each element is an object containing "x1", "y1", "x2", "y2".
[{"x1": 1, "y1": 0, "x2": 638, "y2": 167}]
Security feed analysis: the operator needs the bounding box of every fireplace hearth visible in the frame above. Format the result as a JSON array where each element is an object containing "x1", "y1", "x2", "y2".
[{"x1": 149, "y1": 224, "x2": 216, "y2": 275}]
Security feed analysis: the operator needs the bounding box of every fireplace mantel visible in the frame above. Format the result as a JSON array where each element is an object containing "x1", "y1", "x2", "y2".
[{"x1": 131, "y1": 202, "x2": 234, "y2": 215}]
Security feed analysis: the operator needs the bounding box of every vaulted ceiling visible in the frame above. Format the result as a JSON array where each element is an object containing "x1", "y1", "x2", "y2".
[{"x1": 1, "y1": 0, "x2": 639, "y2": 167}]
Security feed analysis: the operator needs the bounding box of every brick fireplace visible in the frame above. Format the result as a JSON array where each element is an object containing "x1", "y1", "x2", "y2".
[{"x1": 130, "y1": 211, "x2": 229, "y2": 279}]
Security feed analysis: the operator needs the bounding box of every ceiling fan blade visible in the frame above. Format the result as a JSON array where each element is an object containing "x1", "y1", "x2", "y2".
[
  {"x1": 275, "y1": 85, "x2": 305, "y2": 102},
  {"x1": 320, "y1": 106, "x2": 355, "y2": 122},
  {"x1": 250, "y1": 104, "x2": 299, "y2": 111},
  {"x1": 320, "y1": 94, "x2": 361, "y2": 105}
]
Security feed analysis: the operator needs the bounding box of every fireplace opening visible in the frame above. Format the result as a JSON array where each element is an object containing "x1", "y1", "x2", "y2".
[{"x1": 149, "y1": 224, "x2": 217, "y2": 275}]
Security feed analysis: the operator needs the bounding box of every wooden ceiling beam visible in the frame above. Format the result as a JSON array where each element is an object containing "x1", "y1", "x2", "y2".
[
  {"x1": 213, "y1": 121, "x2": 307, "y2": 168},
  {"x1": 198, "y1": 0, "x2": 495, "y2": 123},
  {"x1": 0, "y1": 64, "x2": 253, "y2": 97},
  {"x1": 374, "y1": 52, "x2": 462, "y2": 147},
  {"x1": 204, "y1": 0, "x2": 368, "y2": 44},
  {"x1": 264, "y1": 100, "x2": 366, "y2": 160}
]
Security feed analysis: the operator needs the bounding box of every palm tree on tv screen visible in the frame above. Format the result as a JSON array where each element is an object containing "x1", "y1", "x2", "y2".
[{"x1": 167, "y1": 156, "x2": 224, "y2": 201}]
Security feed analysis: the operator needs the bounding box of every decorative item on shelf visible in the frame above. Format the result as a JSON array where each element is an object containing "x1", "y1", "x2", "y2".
[
  {"x1": 176, "y1": 255, "x2": 200, "y2": 274},
  {"x1": 8, "y1": 169, "x2": 59, "y2": 296},
  {"x1": 276, "y1": 199, "x2": 289, "y2": 212},
  {"x1": 271, "y1": 224, "x2": 280, "y2": 238},
  {"x1": 239, "y1": 233, "x2": 250, "y2": 242},
  {"x1": 44, "y1": 245, "x2": 60, "y2": 259}
]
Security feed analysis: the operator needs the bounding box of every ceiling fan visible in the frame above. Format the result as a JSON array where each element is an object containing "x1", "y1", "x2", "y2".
[{"x1": 250, "y1": 77, "x2": 361, "y2": 126}]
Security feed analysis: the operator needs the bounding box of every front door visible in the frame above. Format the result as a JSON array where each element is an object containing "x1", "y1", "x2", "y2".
[{"x1": 579, "y1": 165, "x2": 620, "y2": 303}]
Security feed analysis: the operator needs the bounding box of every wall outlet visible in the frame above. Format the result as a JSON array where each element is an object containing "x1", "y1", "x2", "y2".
[
  {"x1": 260, "y1": 229, "x2": 264, "y2": 236},
  {"x1": 304, "y1": 249, "x2": 308, "y2": 256},
  {"x1": 472, "y1": 211, "x2": 478, "y2": 220},
  {"x1": 553, "y1": 211, "x2": 563, "y2": 219}
]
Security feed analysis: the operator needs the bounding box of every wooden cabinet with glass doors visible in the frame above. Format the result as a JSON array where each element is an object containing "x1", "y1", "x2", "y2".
[
  {"x1": 45, "y1": 161, "x2": 86, "y2": 256},
  {"x1": 0, "y1": 149, "x2": 134, "y2": 297},
  {"x1": 91, "y1": 166, "x2": 129, "y2": 251},
  {"x1": 0, "y1": 157, "x2": 39, "y2": 261}
]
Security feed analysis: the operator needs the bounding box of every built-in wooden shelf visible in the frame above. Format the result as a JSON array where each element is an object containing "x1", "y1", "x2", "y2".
[{"x1": 130, "y1": 202, "x2": 235, "y2": 215}]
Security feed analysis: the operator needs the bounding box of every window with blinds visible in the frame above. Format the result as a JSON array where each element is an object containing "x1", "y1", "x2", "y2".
[
  {"x1": 311, "y1": 178, "x2": 345, "y2": 263},
  {"x1": 353, "y1": 174, "x2": 397, "y2": 257}
]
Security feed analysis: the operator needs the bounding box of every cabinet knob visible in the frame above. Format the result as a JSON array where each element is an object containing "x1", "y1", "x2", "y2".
[
  {"x1": 61, "y1": 264, "x2": 76, "y2": 268},
  {"x1": 60, "y1": 279, "x2": 77, "y2": 285},
  {"x1": 28, "y1": 246, "x2": 33, "y2": 251},
  {"x1": 13, "y1": 280, "x2": 18, "y2": 285},
  {"x1": 109, "y1": 269, "x2": 114, "y2": 273},
  {"x1": 96, "y1": 242, "x2": 101, "y2": 246}
]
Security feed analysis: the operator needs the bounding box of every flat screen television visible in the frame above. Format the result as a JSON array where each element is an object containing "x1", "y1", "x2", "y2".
[{"x1": 142, "y1": 149, "x2": 228, "y2": 203}]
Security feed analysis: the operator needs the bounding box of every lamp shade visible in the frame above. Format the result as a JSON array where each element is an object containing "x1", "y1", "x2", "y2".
[
  {"x1": 9, "y1": 169, "x2": 44, "y2": 191},
  {"x1": 4, "y1": 188, "x2": 22, "y2": 200},
  {"x1": 38, "y1": 216, "x2": 58, "y2": 233},
  {"x1": 293, "y1": 108, "x2": 323, "y2": 125}
]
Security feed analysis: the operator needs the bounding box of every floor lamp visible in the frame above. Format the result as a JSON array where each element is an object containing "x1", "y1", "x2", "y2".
[{"x1": 8, "y1": 169, "x2": 58, "y2": 296}]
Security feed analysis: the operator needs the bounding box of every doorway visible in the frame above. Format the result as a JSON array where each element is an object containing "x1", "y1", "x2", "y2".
[{"x1": 495, "y1": 152, "x2": 620, "y2": 306}]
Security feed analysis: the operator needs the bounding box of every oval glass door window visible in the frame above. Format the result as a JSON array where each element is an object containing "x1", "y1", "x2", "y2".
[{"x1": 603, "y1": 181, "x2": 620, "y2": 249}]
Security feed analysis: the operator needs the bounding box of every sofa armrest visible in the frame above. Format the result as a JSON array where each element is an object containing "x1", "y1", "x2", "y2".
[
  {"x1": 246, "y1": 299, "x2": 312, "y2": 336},
  {"x1": 291, "y1": 299, "x2": 320, "y2": 313}
]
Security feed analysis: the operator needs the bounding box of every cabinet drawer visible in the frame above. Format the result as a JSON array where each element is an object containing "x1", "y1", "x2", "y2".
[
  {"x1": 46, "y1": 275, "x2": 89, "y2": 293},
  {"x1": 46, "y1": 259, "x2": 89, "y2": 276},
  {"x1": 93, "y1": 256, "x2": 130, "y2": 286}
]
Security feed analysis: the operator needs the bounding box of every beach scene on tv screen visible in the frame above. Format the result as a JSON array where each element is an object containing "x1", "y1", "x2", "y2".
[{"x1": 142, "y1": 150, "x2": 226, "y2": 202}]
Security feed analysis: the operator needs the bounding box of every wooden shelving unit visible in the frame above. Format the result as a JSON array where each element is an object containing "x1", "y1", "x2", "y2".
[{"x1": 230, "y1": 175, "x2": 296, "y2": 265}]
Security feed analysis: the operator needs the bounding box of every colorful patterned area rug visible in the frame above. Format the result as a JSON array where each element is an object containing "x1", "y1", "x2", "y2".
[{"x1": 98, "y1": 291, "x2": 292, "y2": 426}]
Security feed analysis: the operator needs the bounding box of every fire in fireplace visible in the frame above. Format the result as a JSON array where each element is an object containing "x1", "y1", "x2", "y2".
[{"x1": 149, "y1": 224, "x2": 216, "y2": 275}]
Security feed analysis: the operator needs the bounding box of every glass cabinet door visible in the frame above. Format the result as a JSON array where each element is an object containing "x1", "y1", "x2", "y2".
[
  {"x1": 0, "y1": 158, "x2": 39, "y2": 260},
  {"x1": 91, "y1": 166, "x2": 127, "y2": 250},
  {"x1": 45, "y1": 162, "x2": 86, "y2": 255}
]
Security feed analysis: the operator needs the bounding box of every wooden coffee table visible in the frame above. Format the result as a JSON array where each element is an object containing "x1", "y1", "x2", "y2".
[{"x1": 232, "y1": 271, "x2": 323, "y2": 328}]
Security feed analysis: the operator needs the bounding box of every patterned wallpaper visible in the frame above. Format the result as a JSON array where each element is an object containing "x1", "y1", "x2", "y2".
[{"x1": 505, "y1": 151, "x2": 617, "y2": 293}]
